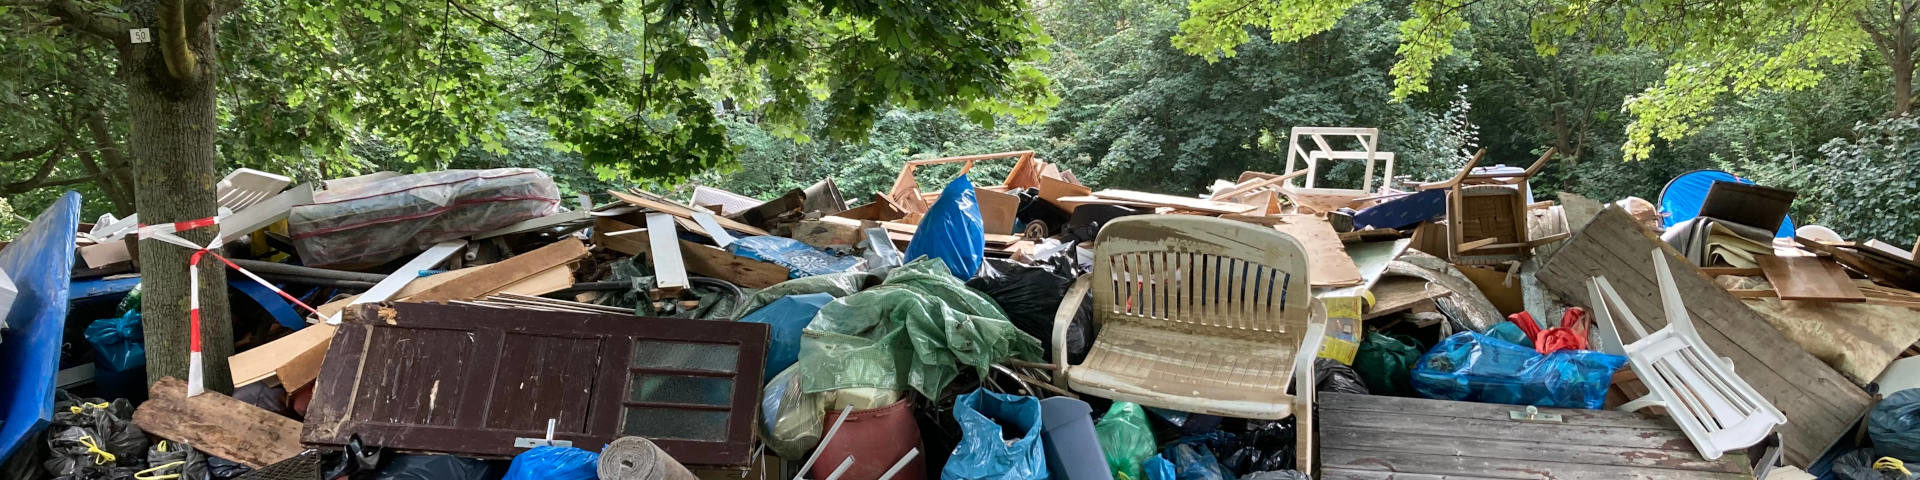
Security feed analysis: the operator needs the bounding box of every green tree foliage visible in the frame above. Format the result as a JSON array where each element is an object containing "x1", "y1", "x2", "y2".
[{"x1": 1172, "y1": 0, "x2": 1920, "y2": 161}]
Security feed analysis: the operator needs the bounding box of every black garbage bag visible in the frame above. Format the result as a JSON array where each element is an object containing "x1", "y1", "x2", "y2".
[
  {"x1": 1830, "y1": 448, "x2": 1920, "y2": 480},
  {"x1": 1011, "y1": 187, "x2": 1069, "y2": 237},
  {"x1": 1314, "y1": 358, "x2": 1370, "y2": 394},
  {"x1": 1240, "y1": 471, "x2": 1310, "y2": 480},
  {"x1": 206, "y1": 457, "x2": 252, "y2": 480},
  {"x1": 231, "y1": 382, "x2": 297, "y2": 420},
  {"x1": 143, "y1": 441, "x2": 211, "y2": 480},
  {"x1": 967, "y1": 256, "x2": 1092, "y2": 363},
  {"x1": 1873, "y1": 389, "x2": 1920, "y2": 463},
  {"x1": 3, "y1": 429, "x2": 50, "y2": 480},
  {"x1": 42, "y1": 398, "x2": 148, "y2": 480},
  {"x1": 367, "y1": 454, "x2": 502, "y2": 480}
]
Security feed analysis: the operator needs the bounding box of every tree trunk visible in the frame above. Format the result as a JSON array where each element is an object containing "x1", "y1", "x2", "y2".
[
  {"x1": 1894, "y1": 48, "x2": 1913, "y2": 116},
  {"x1": 126, "y1": 0, "x2": 234, "y2": 394}
]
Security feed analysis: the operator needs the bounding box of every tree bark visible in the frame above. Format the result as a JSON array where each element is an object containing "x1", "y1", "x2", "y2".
[{"x1": 125, "y1": 0, "x2": 234, "y2": 394}]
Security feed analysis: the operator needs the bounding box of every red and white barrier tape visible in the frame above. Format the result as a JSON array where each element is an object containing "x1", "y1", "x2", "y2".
[{"x1": 140, "y1": 215, "x2": 322, "y2": 396}]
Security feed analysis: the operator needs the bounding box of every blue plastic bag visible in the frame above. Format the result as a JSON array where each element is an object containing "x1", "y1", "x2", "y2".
[
  {"x1": 1142, "y1": 455, "x2": 1176, "y2": 480},
  {"x1": 730, "y1": 236, "x2": 861, "y2": 278},
  {"x1": 84, "y1": 310, "x2": 145, "y2": 372},
  {"x1": 1411, "y1": 331, "x2": 1627, "y2": 409},
  {"x1": 1165, "y1": 443, "x2": 1231, "y2": 480},
  {"x1": 943, "y1": 388, "x2": 1050, "y2": 480},
  {"x1": 502, "y1": 446, "x2": 598, "y2": 480},
  {"x1": 1484, "y1": 322, "x2": 1531, "y2": 349},
  {"x1": 739, "y1": 293, "x2": 834, "y2": 382},
  {"x1": 905, "y1": 175, "x2": 986, "y2": 280}
]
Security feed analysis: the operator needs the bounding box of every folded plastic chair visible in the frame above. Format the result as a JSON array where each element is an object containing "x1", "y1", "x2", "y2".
[
  {"x1": 1051, "y1": 215, "x2": 1324, "y2": 420},
  {"x1": 1585, "y1": 249, "x2": 1786, "y2": 459},
  {"x1": 89, "y1": 168, "x2": 294, "y2": 241}
]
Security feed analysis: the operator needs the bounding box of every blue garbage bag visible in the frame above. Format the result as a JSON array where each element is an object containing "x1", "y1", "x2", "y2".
[
  {"x1": 905, "y1": 175, "x2": 986, "y2": 280},
  {"x1": 943, "y1": 388, "x2": 1049, "y2": 480},
  {"x1": 1411, "y1": 331, "x2": 1626, "y2": 409},
  {"x1": 1165, "y1": 443, "x2": 1231, "y2": 480},
  {"x1": 1870, "y1": 389, "x2": 1920, "y2": 463},
  {"x1": 85, "y1": 310, "x2": 146, "y2": 372},
  {"x1": 1484, "y1": 322, "x2": 1531, "y2": 349},
  {"x1": 1142, "y1": 455, "x2": 1176, "y2": 480},
  {"x1": 502, "y1": 446, "x2": 598, "y2": 480},
  {"x1": 739, "y1": 293, "x2": 835, "y2": 383},
  {"x1": 730, "y1": 236, "x2": 861, "y2": 278}
]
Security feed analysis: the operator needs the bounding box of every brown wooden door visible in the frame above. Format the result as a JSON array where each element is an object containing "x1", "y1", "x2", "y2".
[{"x1": 303, "y1": 302, "x2": 768, "y2": 465}]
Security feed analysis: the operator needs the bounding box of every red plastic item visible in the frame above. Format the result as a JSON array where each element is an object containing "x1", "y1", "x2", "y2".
[
  {"x1": 812, "y1": 398, "x2": 927, "y2": 480},
  {"x1": 1507, "y1": 311, "x2": 1544, "y2": 342},
  {"x1": 1534, "y1": 307, "x2": 1591, "y2": 354}
]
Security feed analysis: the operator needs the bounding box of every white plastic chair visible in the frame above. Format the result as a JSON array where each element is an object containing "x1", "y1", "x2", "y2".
[
  {"x1": 88, "y1": 169, "x2": 293, "y2": 241},
  {"x1": 1585, "y1": 248, "x2": 1786, "y2": 460}
]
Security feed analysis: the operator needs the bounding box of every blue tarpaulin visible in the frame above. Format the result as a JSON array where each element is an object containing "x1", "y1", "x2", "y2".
[
  {"x1": 0, "y1": 191, "x2": 81, "y2": 464},
  {"x1": 1658, "y1": 170, "x2": 1795, "y2": 238}
]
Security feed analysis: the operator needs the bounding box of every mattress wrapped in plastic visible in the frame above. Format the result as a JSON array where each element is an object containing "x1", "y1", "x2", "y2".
[{"x1": 289, "y1": 168, "x2": 560, "y2": 267}]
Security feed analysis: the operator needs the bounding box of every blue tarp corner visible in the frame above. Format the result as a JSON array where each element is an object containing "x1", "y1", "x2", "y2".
[{"x1": 0, "y1": 191, "x2": 82, "y2": 464}]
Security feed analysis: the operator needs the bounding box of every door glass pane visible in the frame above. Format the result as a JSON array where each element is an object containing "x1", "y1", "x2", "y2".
[
  {"x1": 628, "y1": 375, "x2": 733, "y2": 406},
  {"x1": 621, "y1": 408, "x2": 729, "y2": 441},
  {"x1": 630, "y1": 340, "x2": 737, "y2": 372}
]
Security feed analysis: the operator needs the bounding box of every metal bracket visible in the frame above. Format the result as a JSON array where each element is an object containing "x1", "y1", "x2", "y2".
[
  {"x1": 514, "y1": 418, "x2": 574, "y2": 448},
  {"x1": 1509, "y1": 405, "x2": 1564, "y2": 423}
]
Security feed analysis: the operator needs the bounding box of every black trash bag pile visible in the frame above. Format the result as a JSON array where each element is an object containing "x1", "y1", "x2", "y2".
[
  {"x1": 1830, "y1": 448, "x2": 1920, "y2": 480},
  {"x1": 143, "y1": 441, "x2": 211, "y2": 480},
  {"x1": 967, "y1": 255, "x2": 1093, "y2": 363},
  {"x1": 367, "y1": 454, "x2": 502, "y2": 480},
  {"x1": 42, "y1": 398, "x2": 148, "y2": 480},
  {"x1": 1176, "y1": 417, "x2": 1299, "y2": 477},
  {"x1": 1314, "y1": 358, "x2": 1370, "y2": 394}
]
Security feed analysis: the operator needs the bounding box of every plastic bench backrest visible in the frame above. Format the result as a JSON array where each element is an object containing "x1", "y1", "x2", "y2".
[{"x1": 1090, "y1": 215, "x2": 1312, "y2": 345}]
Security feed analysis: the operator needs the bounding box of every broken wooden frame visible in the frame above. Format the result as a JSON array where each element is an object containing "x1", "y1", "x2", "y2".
[
  {"x1": 304, "y1": 303, "x2": 769, "y2": 465},
  {"x1": 1281, "y1": 127, "x2": 1390, "y2": 193},
  {"x1": 884, "y1": 150, "x2": 1037, "y2": 216}
]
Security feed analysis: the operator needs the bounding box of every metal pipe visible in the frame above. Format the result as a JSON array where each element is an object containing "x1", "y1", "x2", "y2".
[{"x1": 226, "y1": 258, "x2": 391, "y2": 283}]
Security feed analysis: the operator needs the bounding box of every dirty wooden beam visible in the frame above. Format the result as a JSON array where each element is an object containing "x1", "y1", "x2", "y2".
[
  {"x1": 133, "y1": 377, "x2": 304, "y2": 468},
  {"x1": 407, "y1": 238, "x2": 588, "y2": 303},
  {"x1": 595, "y1": 217, "x2": 791, "y2": 288}
]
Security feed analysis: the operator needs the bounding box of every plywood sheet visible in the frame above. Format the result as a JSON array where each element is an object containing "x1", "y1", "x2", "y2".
[
  {"x1": 1538, "y1": 206, "x2": 1871, "y2": 466},
  {"x1": 1266, "y1": 215, "x2": 1363, "y2": 287},
  {"x1": 595, "y1": 217, "x2": 791, "y2": 289},
  {"x1": 1090, "y1": 189, "x2": 1258, "y2": 214},
  {"x1": 975, "y1": 187, "x2": 1020, "y2": 235},
  {"x1": 1756, "y1": 254, "x2": 1865, "y2": 302}
]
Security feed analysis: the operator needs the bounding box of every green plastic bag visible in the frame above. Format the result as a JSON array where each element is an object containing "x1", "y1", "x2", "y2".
[
  {"x1": 1353, "y1": 332, "x2": 1423, "y2": 396},
  {"x1": 1093, "y1": 402, "x2": 1154, "y2": 480},
  {"x1": 797, "y1": 258, "x2": 1042, "y2": 397},
  {"x1": 732, "y1": 271, "x2": 882, "y2": 318}
]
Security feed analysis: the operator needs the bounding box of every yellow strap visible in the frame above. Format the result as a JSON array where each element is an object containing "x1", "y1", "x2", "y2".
[
  {"x1": 67, "y1": 402, "x2": 110, "y2": 415},
  {"x1": 134, "y1": 461, "x2": 184, "y2": 480},
  {"x1": 76, "y1": 435, "x2": 116, "y2": 465},
  {"x1": 1876, "y1": 456, "x2": 1912, "y2": 475}
]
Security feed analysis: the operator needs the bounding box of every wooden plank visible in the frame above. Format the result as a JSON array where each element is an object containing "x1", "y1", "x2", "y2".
[
  {"x1": 610, "y1": 189, "x2": 770, "y2": 236},
  {"x1": 1456, "y1": 237, "x2": 1499, "y2": 253},
  {"x1": 975, "y1": 187, "x2": 1020, "y2": 235},
  {"x1": 471, "y1": 210, "x2": 592, "y2": 240},
  {"x1": 1320, "y1": 409, "x2": 1694, "y2": 451},
  {"x1": 1321, "y1": 429, "x2": 1747, "y2": 473},
  {"x1": 1090, "y1": 189, "x2": 1258, "y2": 214},
  {"x1": 1320, "y1": 468, "x2": 1508, "y2": 480},
  {"x1": 1756, "y1": 254, "x2": 1866, "y2": 302},
  {"x1": 273, "y1": 337, "x2": 330, "y2": 391},
  {"x1": 595, "y1": 217, "x2": 791, "y2": 289},
  {"x1": 134, "y1": 377, "x2": 304, "y2": 468},
  {"x1": 1038, "y1": 175, "x2": 1091, "y2": 208},
  {"x1": 1318, "y1": 392, "x2": 1680, "y2": 430},
  {"x1": 1701, "y1": 267, "x2": 1764, "y2": 276},
  {"x1": 230, "y1": 324, "x2": 335, "y2": 386},
  {"x1": 326, "y1": 240, "x2": 467, "y2": 324},
  {"x1": 407, "y1": 238, "x2": 589, "y2": 303},
  {"x1": 1265, "y1": 215, "x2": 1364, "y2": 287},
  {"x1": 1320, "y1": 448, "x2": 1750, "y2": 480},
  {"x1": 877, "y1": 221, "x2": 1022, "y2": 246},
  {"x1": 645, "y1": 213, "x2": 691, "y2": 290},
  {"x1": 1364, "y1": 277, "x2": 1447, "y2": 320},
  {"x1": 1538, "y1": 207, "x2": 1868, "y2": 465}
]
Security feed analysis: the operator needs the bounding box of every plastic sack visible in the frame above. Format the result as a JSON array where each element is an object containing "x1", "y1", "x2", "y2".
[
  {"x1": 1142, "y1": 455, "x2": 1176, "y2": 480},
  {"x1": 733, "y1": 271, "x2": 881, "y2": 318},
  {"x1": 143, "y1": 441, "x2": 211, "y2": 480},
  {"x1": 1166, "y1": 444, "x2": 1231, "y2": 480},
  {"x1": 368, "y1": 454, "x2": 502, "y2": 480},
  {"x1": 42, "y1": 398, "x2": 148, "y2": 480},
  {"x1": 741, "y1": 293, "x2": 835, "y2": 382},
  {"x1": 1411, "y1": 331, "x2": 1627, "y2": 409},
  {"x1": 1353, "y1": 332, "x2": 1423, "y2": 396},
  {"x1": 1485, "y1": 322, "x2": 1532, "y2": 348},
  {"x1": 502, "y1": 446, "x2": 598, "y2": 480},
  {"x1": 1239, "y1": 472, "x2": 1310, "y2": 480},
  {"x1": 1148, "y1": 408, "x2": 1224, "y2": 438},
  {"x1": 83, "y1": 311, "x2": 144, "y2": 372},
  {"x1": 967, "y1": 256, "x2": 1090, "y2": 363},
  {"x1": 1872, "y1": 389, "x2": 1920, "y2": 463},
  {"x1": 798, "y1": 258, "x2": 1043, "y2": 397},
  {"x1": 761, "y1": 366, "x2": 825, "y2": 459},
  {"x1": 1314, "y1": 357, "x2": 1369, "y2": 394},
  {"x1": 942, "y1": 389, "x2": 1050, "y2": 480},
  {"x1": 290, "y1": 168, "x2": 559, "y2": 267},
  {"x1": 905, "y1": 175, "x2": 986, "y2": 280},
  {"x1": 1095, "y1": 402, "x2": 1156, "y2": 480},
  {"x1": 1828, "y1": 448, "x2": 1920, "y2": 480},
  {"x1": 731, "y1": 236, "x2": 861, "y2": 278}
]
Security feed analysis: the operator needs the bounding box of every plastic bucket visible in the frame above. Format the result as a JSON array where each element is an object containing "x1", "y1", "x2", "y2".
[{"x1": 1040, "y1": 397, "x2": 1113, "y2": 480}]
